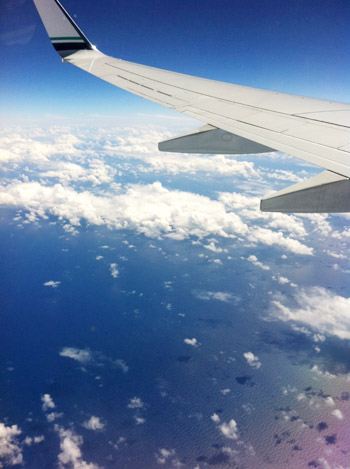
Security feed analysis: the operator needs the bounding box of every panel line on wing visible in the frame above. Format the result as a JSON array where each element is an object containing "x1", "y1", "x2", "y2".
[{"x1": 103, "y1": 62, "x2": 350, "y2": 128}]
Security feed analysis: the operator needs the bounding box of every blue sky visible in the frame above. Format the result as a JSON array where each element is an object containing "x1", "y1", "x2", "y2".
[{"x1": 1, "y1": 0, "x2": 350, "y2": 124}]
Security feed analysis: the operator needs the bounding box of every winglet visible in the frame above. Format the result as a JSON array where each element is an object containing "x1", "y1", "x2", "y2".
[{"x1": 33, "y1": 0, "x2": 94, "y2": 57}]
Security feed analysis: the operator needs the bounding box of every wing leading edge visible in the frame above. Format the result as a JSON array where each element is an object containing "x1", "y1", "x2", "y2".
[{"x1": 33, "y1": 0, "x2": 350, "y2": 213}]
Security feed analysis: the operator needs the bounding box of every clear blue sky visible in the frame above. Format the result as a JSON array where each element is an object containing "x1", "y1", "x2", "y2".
[{"x1": 1, "y1": 0, "x2": 350, "y2": 123}]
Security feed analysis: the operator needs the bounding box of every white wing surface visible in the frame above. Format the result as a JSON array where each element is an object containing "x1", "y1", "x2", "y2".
[{"x1": 33, "y1": 0, "x2": 350, "y2": 213}]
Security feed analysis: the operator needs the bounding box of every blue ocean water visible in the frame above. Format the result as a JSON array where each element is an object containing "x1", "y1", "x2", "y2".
[
  {"x1": 1, "y1": 204, "x2": 350, "y2": 468},
  {"x1": 1, "y1": 124, "x2": 350, "y2": 468}
]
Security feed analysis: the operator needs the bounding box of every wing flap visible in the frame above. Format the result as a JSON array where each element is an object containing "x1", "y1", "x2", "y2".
[
  {"x1": 261, "y1": 171, "x2": 350, "y2": 213},
  {"x1": 158, "y1": 125, "x2": 273, "y2": 154}
]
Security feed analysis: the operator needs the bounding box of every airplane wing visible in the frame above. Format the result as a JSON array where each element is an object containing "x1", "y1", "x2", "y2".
[{"x1": 33, "y1": 0, "x2": 350, "y2": 213}]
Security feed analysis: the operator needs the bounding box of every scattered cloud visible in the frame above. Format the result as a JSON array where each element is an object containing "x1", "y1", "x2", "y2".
[
  {"x1": 184, "y1": 338, "x2": 198, "y2": 347},
  {"x1": 134, "y1": 417, "x2": 145, "y2": 425},
  {"x1": 211, "y1": 413, "x2": 220, "y2": 423},
  {"x1": 110, "y1": 263, "x2": 119, "y2": 278},
  {"x1": 41, "y1": 394, "x2": 55, "y2": 411},
  {"x1": 203, "y1": 241, "x2": 227, "y2": 253},
  {"x1": 23, "y1": 435, "x2": 45, "y2": 446},
  {"x1": 271, "y1": 287, "x2": 350, "y2": 339},
  {"x1": 128, "y1": 397, "x2": 144, "y2": 409},
  {"x1": 43, "y1": 280, "x2": 61, "y2": 288},
  {"x1": 194, "y1": 291, "x2": 236, "y2": 302},
  {"x1": 243, "y1": 352, "x2": 261, "y2": 369},
  {"x1": 47, "y1": 412, "x2": 63, "y2": 423},
  {"x1": 331, "y1": 409, "x2": 344, "y2": 420},
  {"x1": 55, "y1": 425, "x2": 101, "y2": 469},
  {"x1": 82, "y1": 416, "x2": 105, "y2": 431},
  {"x1": 0, "y1": 422, "x2": 23, "y2": 467},
  {"x1": 59, "y1": 348, "x2": 93, "y2": 364},
  {"x1": 219, "y1": 419, "x2": 239, "y2": 440},
  {"x1": 246, "y1": 255, "x2": 270, "y2": 271},
  {"x1": 115, "y1": 359, "x2": 129, "y2": 374},
  {"x1": 59, "y1": 347, "x2": 129, "y2": 375},
  {"x1": 155, "y1": 448, "x2": 176, "y2": 465}
]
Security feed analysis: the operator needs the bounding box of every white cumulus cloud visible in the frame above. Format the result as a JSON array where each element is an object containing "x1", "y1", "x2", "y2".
[
  {"x1": 0, "y1": 422, "x2": 23, "y2": 467},
  {"x1": 110, "y1": 263, "x2": 119, "y2": 278},
  {"x1": 43, "y1": 280, "x2": 61, "y2": 288},
  {"x1": 271, "y1": 287, "x2": 350, "y2": 339},
  {"x1": 184, "y1": 338, "x2": 198, "y2": 347},
  {"x1": 59, "y1": 347, "x2": 93, "y2": 364},
  {"x1": 243, "y1": 352, "x2": 261, "y2": 369},
  {"x1": 247, "y1": 255, "x2": 270, "y2": 271},
  {"x1": 82, "y1": 417, "x2": 105, "y2": 431},
  {"x1": 219, "y1": 419, "x2": 239, "y2": 440},
  {"x1": 41, "y1": 394, "x2": 55, "y2": 411},
  {"x1": 155, "y1": 448, "x2": 176, "y2": 464},
  {"x1": 331, "y1": 409, "x2": 344, "y2": 420},
  {"x1": 55, "y1": 425, "x2": 101, "y2": 469},
  {"x1": 127, "y1": 397, "x2": 144, "y2": 409}
]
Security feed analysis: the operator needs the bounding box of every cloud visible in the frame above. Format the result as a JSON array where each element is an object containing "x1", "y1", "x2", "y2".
[
  {"x1": 127, "y1": 397, "x2": 144, "y2": 409},
  {"x1": 110, "y1": 263, "x2": 119, "y2": 278},
  {"x1": 23, "y1": 435, "x2": 45, "y2": 446},
  {"x1": 134, "y1": 417, "x2": 145, "y2": 425},
  {"x1": 55, "y1": 425, "x2": 101, "y2": 469},
  {"x1": 41, "y1": 394, "x2": 55, "y2": 411},
  {"x1": 115, "y1": 359, "x2": 129, "y2": 373},
  {"x1": 243, "y1": 352, "x2": 261, "y2": 369},
  {"x1": 184, "y1": 338, "x2": 197, "y2": 347},
  {"x1": 40, "y1": 159, "x2": 116, "y2": 186},
  {"x1": 82, "y1": 417, "x2": 105, "y2": 431},
  {"x1": 276, "y1": 276, "x2": 291, "y2": 285},
  {"x1": 332, "y1": 227, "x2": 350, "y2": 240},
  {"x1": 325, "y1": 397, "x2": 335, "y2": 407},
  {"x1": 0, "y1": 127, "x2": 326, "y2": 257},
  {"x1": 203, "y1": 241, "x2": 227, "y2": 253},
  {"x1": 270, "y1": 287, "x2": 350, "y2": 339},
  {"x1": 59, "y1": 347, "x2": 129, "y2": 374},
  {"x1": 0, "y1": 422, "x2": 23, "y2": 466},
  {"x1": 247, "y1": 255, "x2": 270, "y2": 271},
  {"x1": 0, "y1": 181, "x2": 248, "y2": 241},
  {"x1": 331, "y1": 409, "x2": 344, "y2": 420},
  {"x1": 59, "y1": 348, "x2": 93, "y2": 364},
  {"x1": 0, "y1": 171, "x2": 316, "y2": 255},
  {"x1": 219, "y1": 419, "x2": 239, "y2": 440},
  {"x1": 211, "y1": 413, "x2": 220, "y2": 423},
  {"x1": 194, "y1": 291, "x2": 236, "y2": 302},
  {"x1": 47, "y1": 413, "x2": 63, "y2": 423},
  {"x1": 43, "y1": 280, "x2": 61, "y2": 288},
  {"x1": 247, "y1": 226, "x2": 313, "y2": 256},
  {"x1": 155, "y1": 448, "x2": 176, "y2": 465}
]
